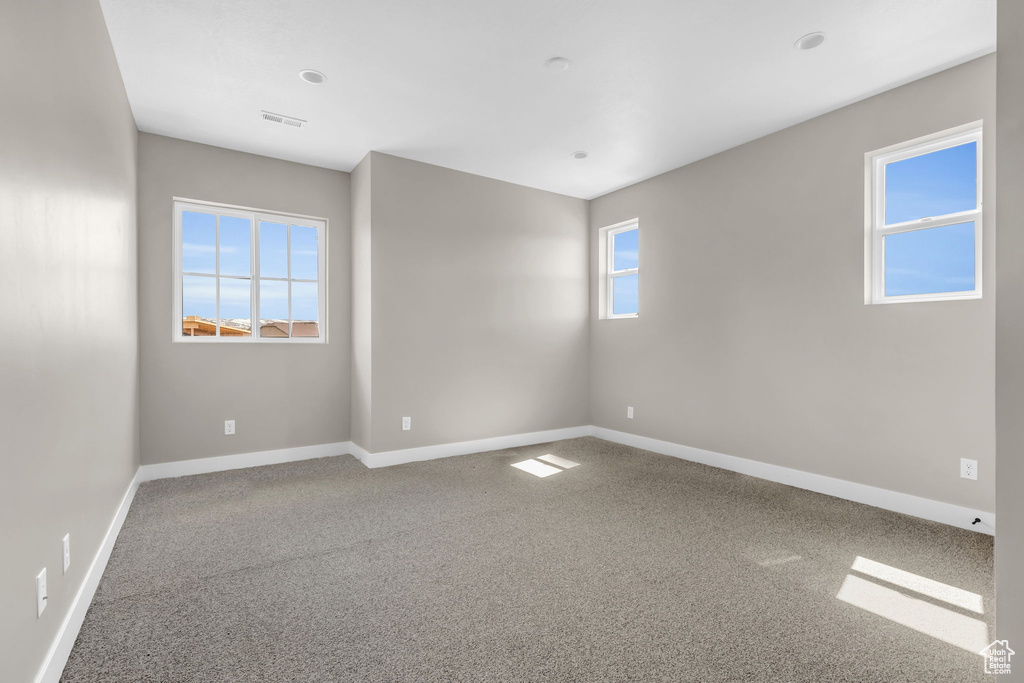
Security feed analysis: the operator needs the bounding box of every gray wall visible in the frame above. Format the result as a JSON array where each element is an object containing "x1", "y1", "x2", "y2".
[
  {"x1": 0, "y1": 1, "x2": 140, "y2": 681},
  {"x1": 589, "y1": 55, "x2": 996, "y2": 512},
  {"x1": 356, "y1": 153, "x2": 589, "y2": 453},
  {"x1": 996, "y1": 2, "x2": 1024, "y2": 675},
  {"x1": 137, "y1": 134, "x2": 351, "y2": 465},
  {"x1": 350, "y1": 155, "x2": 373, "y2": 451}
]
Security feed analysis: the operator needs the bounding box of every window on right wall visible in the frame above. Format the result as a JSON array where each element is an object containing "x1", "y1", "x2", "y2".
[
  {"x1": 601, "y1": 220, "x2": 639, "y2": 318},
  {"x1": 867, "y1": 124, "x2": 982, "y2": 304}
]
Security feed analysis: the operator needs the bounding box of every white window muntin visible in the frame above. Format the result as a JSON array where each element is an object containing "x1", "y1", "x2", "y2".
[
  {"x1": 867, "y1": 124, "x2": 982, "y2": 305},
  {"x1": 172, "y1": 198, "x2": 328, "y2": 343}
]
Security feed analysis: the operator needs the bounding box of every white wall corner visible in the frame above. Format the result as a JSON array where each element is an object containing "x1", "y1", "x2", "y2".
[{"x1": 348, "y1": 441, "x2": 371, "y2": 465}]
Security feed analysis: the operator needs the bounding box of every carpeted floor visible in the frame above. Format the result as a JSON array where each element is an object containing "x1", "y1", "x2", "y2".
[{"x1": 61, "y1": 437, "x2": 994, "y2": 682}]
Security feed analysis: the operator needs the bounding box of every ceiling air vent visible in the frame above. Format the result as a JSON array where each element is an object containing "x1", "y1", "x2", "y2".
[{"x1": 260, "y1": 110, "x2": 306, "y2": 128}]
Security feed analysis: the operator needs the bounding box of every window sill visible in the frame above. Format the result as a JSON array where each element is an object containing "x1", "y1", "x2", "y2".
[
  {"x1": 172, "y1": 337, "x2": 327, "y2": 344},
  {"x1": 868, "y1": 292, "x2": 981, "y2": 305}
]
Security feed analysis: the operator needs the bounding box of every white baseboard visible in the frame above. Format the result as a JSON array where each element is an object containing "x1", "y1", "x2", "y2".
[
  {"x1": 591, "y1": 426, "x2": 995, "y2": 535},
  {"x1": 347, "y1": 426, "x2": 995, "y2": 534},
  {"x1": 34, "y1": 469, "x2": 141, "y2": 683},
  {"x1": 352, "y1": 426, "x2": 593, "y2": 468},
  {"x1": 138, "y1": 441, "x2": 352, "y2": 481}
]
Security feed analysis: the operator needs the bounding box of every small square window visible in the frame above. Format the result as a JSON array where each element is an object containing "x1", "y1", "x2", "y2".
[{"x1": 867, "y1": 125, "x2": 982, "y2": 304}]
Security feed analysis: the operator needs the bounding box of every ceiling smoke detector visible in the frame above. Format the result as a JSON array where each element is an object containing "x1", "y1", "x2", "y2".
[
  {"x1": 261, "y1": 111, "x2": 306, "y2": 128},
  {"x1": 571, "y1": 151, "x2": 588, "y2": 160},
  {"x1": 299, "y1": 69, "x2": 326, "y2": 84},
  {"x1": 794, "y1": 32, "x2": 827, "y2": 50}
]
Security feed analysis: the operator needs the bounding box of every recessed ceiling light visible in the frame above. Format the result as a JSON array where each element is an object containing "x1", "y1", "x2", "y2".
[
  {"x1": 571, "y1": 151, "x2": 588, "y2": 160},
  {"x1": 794, "y1": 32, "x2": 826, "y2": 50},
  {"x1": 544, "y1": 57, "x2": 571, "y2": 72},
  {"x1": 299, "y1": 69, "x2": 326, "y2": 84}
]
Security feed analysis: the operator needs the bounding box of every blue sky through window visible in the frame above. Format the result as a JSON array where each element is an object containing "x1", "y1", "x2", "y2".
[
  {"x1": 885, "y1": 222, "x2": 975, "y2": 297},
  {"x1": 181, "y1": 212, "x2": 253, "y2": 278},
  {"x1": 260, "y1": 280, "x2": 288, "y2": 320},
  {"x1": 883, "y1": 141, "x2": 977, "y2": 297},
  {"x1": 219, "y1": 216, "x2": 251, "y2": 276},
  {"x1": 611, "y1": 227, "x2": 639, "y2": 315},
  {"x1": 292, "y1": 281, "x2": 318, "y2": 321},
  {"x1": 257, "y1": 222, "x2": 319, "y2": 323},
  {"x1": 218, "y1": 278, "x2": 251, "y2": 320},
  {"x1": 260, "y1": 222, "x2": 288, "y2": 278},
  {"x1": 885, "y1": 142, "x2": 976, "y2": 225},
  {"x1": 613, "y1": 273, "x2": 639, "y2": 315},
  {"x1": 181, "y1": 212, "x2": 216, "y2": 274},
  {"x1": 613, "y1": 228, "x2": 639, "y2": 271},
  {"x1": 291, "y1": 225, "x2": 318, "y2": 280},
  {"x1": 182, "y1": 275, "x2": 216, "y2": 319}
]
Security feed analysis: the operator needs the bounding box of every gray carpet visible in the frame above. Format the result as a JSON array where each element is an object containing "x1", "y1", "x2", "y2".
[{"x1": 61, "y1": 437, "x2": 994, "y2": 682}]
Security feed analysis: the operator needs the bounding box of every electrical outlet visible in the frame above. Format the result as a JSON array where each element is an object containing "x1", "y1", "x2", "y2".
[
  {"x1": 960, "y1": 458, "x2": 978, "y2": 481},
  {"x1": 224, "y1": 420, "x2": 235, "y2": 436},
  {"x1": 62, "y1": 534, "x2": 70, "y2": 574},
  {"x1": 627, "y1": 406, "x2": 634, "y2": 419},
  {"x1": 36, "y1": 568, "x2": 47, "y2": 617},
  {"x1": 402, "y1": 417, "x2": 411, "y2": 431}
]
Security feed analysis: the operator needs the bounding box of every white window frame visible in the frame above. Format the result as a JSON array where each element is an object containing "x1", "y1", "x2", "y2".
[
  {"x1": 600, "y1": 219, "x2": 639, "y2": 319},
  {"x1": 172, "y1": 198, "x2": 328, "y2": 343},
  {"x1": 866, "y1": 123, "x2": 983, "y2": 305}
]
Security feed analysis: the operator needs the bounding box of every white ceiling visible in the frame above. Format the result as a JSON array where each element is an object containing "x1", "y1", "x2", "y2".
[{"x1": 98, "y1": 0, "x2": 995, "y2": 199}]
